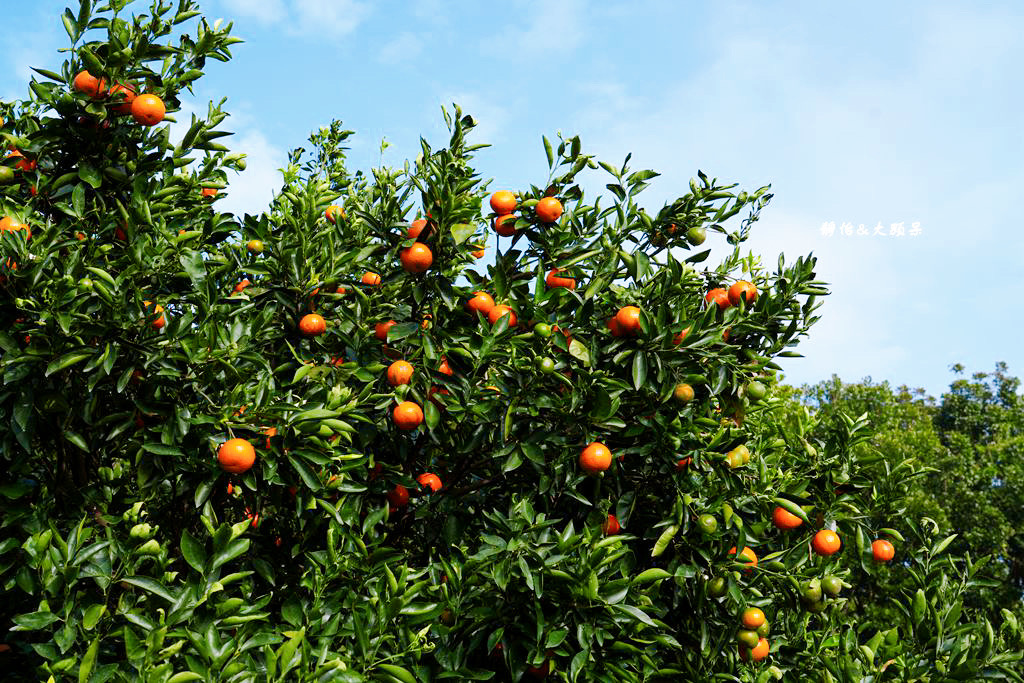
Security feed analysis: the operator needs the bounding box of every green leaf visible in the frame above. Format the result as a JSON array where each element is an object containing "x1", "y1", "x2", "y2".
[
  {"x1": 210, "y1": 537, "x2": 250, "y2": 571},
  {"x1": 287, "y1": 453, "x2": 320, "y2": 490},
  {"x1": 167, "y1": 674, "x2": 205, "y2": 683},
  {"x1": 376, "y1": 664, "x2": 417, "y2": 683},
  {"x1": 631, "y1": 352, "x2": 647, "y2": 391},
  {"x1": 451, "y1": 222, "x2": 475, "y2": 244},
  {"x1": 543, "y1": 136, "x2": 554, "y2": 168},
  {"x1": 632, "y1": 568, "x2": 672, "y2": 584},
  {"x1": 78, "y1": 636, "x2": 100, "y2": 683},
  {"x1": 82, "y1": 604, "x2": 105, "y2": 630},
  {"x1": 121, "y1": 577, "x2": 176, "y2": 603},
  {"x1": 45, "y1": 351, "x2": 92, "y2": 376},
  {"x1": 614, "y1": 604, "x2": 656, "y2": 627},
  {"x1": 142, "y1": 443, "x2": 184, "y2": 456},
  {"x1": 13, "y1": 611, "x2": 60, "y2": 630},
  {"x1": 181, "y1": 530, "x2": 206, "y2": 573},
  {"x1": 78, "y1": 163, "x2": 102, "y2": 189},
  {"x1": 72, "y1": 183, "x2": 86, "y2": 218}
]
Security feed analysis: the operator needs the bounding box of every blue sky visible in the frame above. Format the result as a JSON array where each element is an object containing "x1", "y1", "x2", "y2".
[{"x1": 3, "y1": 0, "x2": 1022, "y2": 399}]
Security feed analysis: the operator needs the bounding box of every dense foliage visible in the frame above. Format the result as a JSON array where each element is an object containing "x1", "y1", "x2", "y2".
[{"x1": 1, "y1": 1, "x2": 1021, "y2": 681}]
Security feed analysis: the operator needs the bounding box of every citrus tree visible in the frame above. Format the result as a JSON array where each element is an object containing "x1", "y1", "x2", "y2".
[{"x1": 1, "y1": 2, "x2": 1022, "y2": 681}]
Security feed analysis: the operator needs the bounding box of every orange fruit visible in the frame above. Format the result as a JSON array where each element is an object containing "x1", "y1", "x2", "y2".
[
  {"x1": 489, "y1": 190, "x2": 517, "y2": 214},
  {"x1": 728, "y1": 280, "x2": 758, "y2": 306},
  {"x1": 218, "y1": 438, "x2": 256, "y2": 474},
  {"x1": 672, "y1": 327, "x2": 691, "y2": 345},
  {"x1": 109, "y1": 82, "x2": 137, "y2": 114},
  {"x1": 400, "y1": 243, "x2": 433, "y2": 273},
  {"x1": 615, "y1": 306, "x2": 642, "y2": 336},
  {"x1": 131, "y1": 93, "x2": 166, "y2": 126},
  {"x1": 740, "y1": 637, "x2": 770, "y2": 662},
  {"x1": 535, "y1": 197, "x2": 563, "y2": 223},
  {"x1": 386, "y1": 360, "x2": 414, "y2": 386},
  {"x1": 142, "y1": 300, "x2": 166, "y2": 330},
  {"x1": 872, "y1": 539, "x2": 895, "y2": 563},
  {"x1": 673, "y1": 383, "x2": 695, "y2": 404},
  {"x1": 812, "y1": 529, "x2": 841, "y2": 556},
  {"x1": 741, "y1": 607, "x2": 765, "y2": 630},
  {"x1": 298, "y1": 313, "x2": 326, "y2": 337},
  {"x1": 488, "y1": 304, "x2": 517, "y2": 327},
  {"x1": 374, "y1": 320, "x2": 396, "y2": 341},
  {"x1": 606, "y1": 316, "x2": 624, "y2": 337},
  {"x1": 417, "y1": 472, "x2": 442, "y2": 493},
  {"x1": 728, "y1": 545, "x2": 758, "y2": 569},
  {"x1": 72, "y1": 70, "x2": 107, "y2": 97},
  {"x1": 466, "y1": 291, "x2": 496, "y2": 316},
  {"x1": 580, "y1": 442, "x2": 612, "y2": 474},
  {"x1": 0, "y1": 216, "x2": 31, "y2": 240},
  {"x1": 471, "y1": 245, "x2": 485, "y2": 259},
  {"x1": 705, "y1": 288, "x2": 732, "y2": 310},
  {"x1": 772, "y1": 506, "x2": 804, "y2": 531},
  {"x1": 325, "y1": 204, "x2": 344, "y2": 223},
  {"x1": 493, "y1": 214, "x2": 516, "y2": 236},
  {"x1": 545, "y1": 268, "x2": 576, "y2": 289},
  {"x1": 438, "y1": 358, "x2": 454, "y2": 376},
  {"x1": 232, "y1": 278, "x2": 251, "y2": 294},
  {"x1": 393, "y1": 401, "x2": 424, "y2": 430},
  {"x1": 676, "y1": 457, "x2": 693, "y2": 470},
  {"x1": 201, "y1": 187, "x2": 218, "y2": 198},
  {"x1": 387, "y1": 484, "x2": 410, "y2": 507},
  {"x1": 602, "y1": 514, "x2": 621, "y2": 535},
  {"x1": 408, "y1": 218, "x2": 427, "y2": 238},
  {"x1": 361, "y1": 272, "x2": 382, "y2": 286}
]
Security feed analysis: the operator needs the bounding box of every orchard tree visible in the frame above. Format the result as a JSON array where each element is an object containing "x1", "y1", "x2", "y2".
[{"x1": 1, "y1": 1, "x2": 1022, "y2": 681}]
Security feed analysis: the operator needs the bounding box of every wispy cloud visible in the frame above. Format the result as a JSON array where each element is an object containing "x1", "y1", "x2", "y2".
[
  {"x1": 482, "y1": 0, "x2": 585, "y2": 60},
  {"x1": 378, "y1": 31, "x2": 423, "y2": 65},
  {"x1": 219, "y1": 0, "x2": 370, "y2": 36}
]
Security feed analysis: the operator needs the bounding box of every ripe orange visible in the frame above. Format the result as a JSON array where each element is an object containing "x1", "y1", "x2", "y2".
[
  {"x1": 772, "y1": 506, "x2": 804, "y2": 531},
  {"x1": 438, "y1": 358, "x2": 454, "y2": 376},
  {"x1": 400, "y1": 243, "x2": 433, "y2": 273},
  {"x1": 298, "y1": 313, "x2": 326, "y2": 337},
  {"x1": 741, "y1": 607, "x2": 765, "y2": 630},
  {"x1": 374, "y1": 320, "x2": 396, "y2": 341},
  {"x1": 6, "y1": 149, "x2": 36, "y2": 172},
  {"x1": 728, "y1": 545, "x2": 758, "y2": 569},
  {"x1": 361, "y1": 272, "x2": 382, "y2": 286},
  {"x1": 488, "y1": 304, "x2": 517, "y2": 327},
  {"x1": 490, "y1": 190, "x2": 517, "y2": 214},
  {"x1": 740, "y1": 637, "x2": 770, "y2": 662},
  {"x1": 672, "y1": 327, "x2": 691, "y2": 345},
  {"x1": 393, "y1": 401, "x2": 424, "y2": 431},
  {"x1": 673, "y1": 383, "x2": 695, "y2": 404},
  {"x1": 466, "y1": 291, "x2": 496, "y2": 316},
  {"x1": 676, "y1": 457, "x2": 692, "y2": 470},
  {"x1": 471, "y1": 244, "x2": 485, "y2": 259},
  {"x1": 812, "y1": 529, "x2": 841, "y2": 556},
  {"x1": 201, "y1": 187, "x2": 218, "y2": 198},
  {"x1": 417, "y1": 472, "x2": 442, "y2": 493},
  {"x1": 580, "y1": 442, "x2": 612, "y2": 474},
  {"x1": 0, "y1": 216, "x2": 31, "y2": 240},
  {"x1": 493, "y1": 214, "x2": 516, "y2": 236},
  {"x1": 218, "y1": 438, "x2": 256, "y2": 474},
  {"x1": 602, "y1": 514, "x2": 621, "y2": 535},
  {"x1": 545, "y1": 268, "x2": 576, "y2": 289},
  {"x1": 408, "y1": 218, "x2": 427, "y2": 238},
  {"x1": 615, "y1": 306, "x2": 642, "y2": 336},
  {"x1": 387, "y1": 484, "x2": 410, "y2": 507},
  {"x1": 728, "y1": 280, "x2": 758, "y2": 306},
  {"x1": 232, "y1": 278, "x2": 251, "y2": 294},
  {"x1": 705, "y1": 288, "x2": 732, "y2": 310},
  {"x1": 109, "y1": 82, "x2": 137, "y2": 114},
  {"x1": 143, "y1": 300, "x2": 166, "y2": 330},
  {"x1": 606, "y1": 316, "x2": 624, "y2": 337},
  {"x1": 131, "y1": 93, "x2": 166, "y2": 126},
  {"x1": 872, "y1": 539, "x2": 895, "y2": 563},
  {"x1": 386, "y1": 360, "x2": 414, "y2": 386},
  {"x1": 325, "y1": 204, "x2": 345, "y2": 223},
  {"x1": 535, "y1": 197, "x2": 563, "y2": 223},
  {"x1": 73, "y1": 70, "x2": 107, "y2": 97}
]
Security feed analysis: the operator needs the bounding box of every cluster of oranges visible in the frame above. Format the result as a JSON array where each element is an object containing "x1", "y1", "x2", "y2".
[{"x1": 72, "y1": 70, "x2": 166, "y2": 126}]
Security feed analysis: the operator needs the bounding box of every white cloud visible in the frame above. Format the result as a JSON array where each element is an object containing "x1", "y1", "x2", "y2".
[
  {"x1": 378, "y1": 31, "x2": 423, "y2": 65},
  {"x1": 220, "y1": 127, "x2": 286, "y2": 217},
  {"x1": 219, "y1": 0, "x2": 369, "y2": 36},
  {"x1": 482, "y1": 0, "x2": 585, "y2": 60}
]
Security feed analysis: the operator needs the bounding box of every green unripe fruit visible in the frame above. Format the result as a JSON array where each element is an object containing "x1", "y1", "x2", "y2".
[
  {"x1": 697, "y1": 514, "x2": 718, "y2": 534},
  {"x1": 686, "y1": 226, "x2": 706, "y2": 246},
  {"x1": 537, "y1": 357, "x2": 556, "y2": 374},
  {"x1": 134, "y1": 539, "x2": 161, "y2": 556},
  {"x1": 737, "y1": 629, "x2": 760, "y2": 648},
  {"x1": 757, "y1": 620, "x2": 771, "y2": 637},
  {"x1": 707, "y1": 576, "x2": 727, "y2": 598},
  {"x1": 822, "y1": 575, "x2": 843, "y2": 597},
  {"x1": 534, "y1": 323, "x2": 552, "y2": 338},
  {"x1": 746, "y1": 380, "x2": 767, "y2": 402},
  {"x1": 801, "y1": 578, "x2": 822, "y2": 603},
  {"x1": 129, "y1": 523, "x2": 153, "y2": 540},
  {"x1": 78, "y1": 277, "x2": 93, "y2": 292}
]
